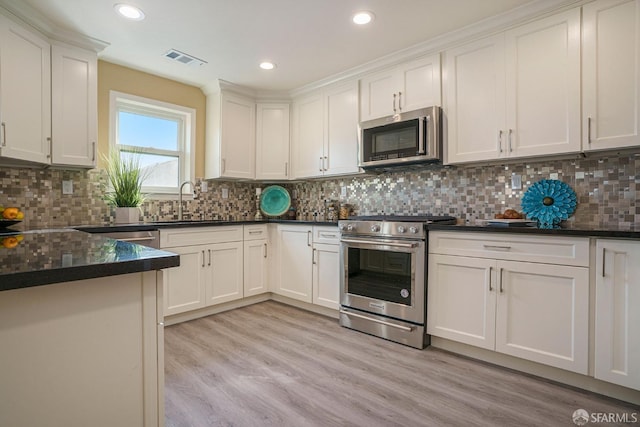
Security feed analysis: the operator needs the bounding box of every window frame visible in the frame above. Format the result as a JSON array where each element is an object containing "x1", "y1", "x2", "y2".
[{"x1": 109, "y1": 90, "x2": 196, "y2": 196}]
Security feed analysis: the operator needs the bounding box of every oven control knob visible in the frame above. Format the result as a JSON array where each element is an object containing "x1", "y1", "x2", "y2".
[
  {"x1": 339, "y1": 224, "x2": 347, "y2": 231},
  {"x1": 370, "y1": 225, "x2": 380, "y2": 232},
  {"x1": 409, "y1": 226, "x2": 418, "y2": 234},
  {"x1": 346, "y1": 224, "x2": 355, "y2": 232},
  {"x1": 397, "y1": 226, "x2": 406, "y2": 233}
]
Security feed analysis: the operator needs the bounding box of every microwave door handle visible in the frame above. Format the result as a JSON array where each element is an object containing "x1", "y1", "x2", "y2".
[{"x1": 417, "y1": 117, "x2": 426, "y2": 155}]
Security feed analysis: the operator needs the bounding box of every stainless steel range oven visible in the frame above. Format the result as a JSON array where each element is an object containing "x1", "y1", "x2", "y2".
[{"x1": 339, "y1": 215, "x2": 456, "y2": 348}]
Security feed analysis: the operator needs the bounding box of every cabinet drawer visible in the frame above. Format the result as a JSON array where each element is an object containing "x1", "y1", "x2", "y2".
[
  {"x1": 313, "y1": 226, "x2": 340, "y2": 245},
  {"x1": 160, "y1": 226, "x2": 243, "y2": 248},
  {"x1": 429, "y1": 231, "x2": 589, "y2": 267},
  {"x1": 244, "y1": 224, "x2": 268, "y2": 241}
]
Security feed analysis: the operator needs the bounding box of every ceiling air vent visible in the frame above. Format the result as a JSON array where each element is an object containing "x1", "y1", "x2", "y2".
[{"x1": 163, "y1": 49, "x2": 207, "y2": 66}]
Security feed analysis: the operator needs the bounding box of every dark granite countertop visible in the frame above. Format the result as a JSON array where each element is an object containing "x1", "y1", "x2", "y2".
[
  {"x1": 73, "y1": 219, "x2": 338, "y2": 233},
  {"x1": 427, "y1": 223, "x2": 640, "y2": 239},
  {"x1": 0, "y1": 229, "x2": 179, "y2": 292}
]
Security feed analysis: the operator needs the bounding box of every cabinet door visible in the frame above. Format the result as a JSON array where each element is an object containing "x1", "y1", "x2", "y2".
[
  {"x1": 164, "y1": 245, "x2": 206, "y2": 316},
  {"x1": 427, "y1": 254, "x2": 496, "y2": 349},
  {"x1": 504, "y1": 9, "x2": 581, "y2": 158},
  {"x1": 595, "y1": 240, "x2": 640, "y2": 390},
  {"x1": 292, "y1": 93, "x2": 324, "y2": 178},
  {"x1": 312, "y1": 243, "x2": 340, "y2": 310},
  {"x1": 583, "y1": 0, "x2": 640, "y2": 152},
  {"x1": 398, "y1": 54, "x2": 441, "y2": 112},
  {"x1": 0, "y1": 14, "x2": 50, "y2": 164},
  {"x1": 324, "y1": 81, "x2": 360, "y2": 176},
  {"x1": 444, "y1": 34, "x2": 506, "y2": 164},
  {"x1": 205, "y1": 241, "x2": 244, "y2": 305},
  {"x1": 256, "y1": 103, "x2": 290, "y2": 180},
  {"x1": 359, "y1": 66, "x2": 397, "y2": 121},
  {"x1": 277, "y1": 225, "x2": 313, "y2": 303},
  {"x1": 495, "y1": 260, "x2": 588, "y2": 374},
  {"x1": 220, "y1": 92, "x2": 255, "y2": 179},
  {"x1": 244, "y1": 239, "x2": 268, "y2": 297},
  {"x1": 51, "y1": 44, "x2": 97, "y2": 167}
]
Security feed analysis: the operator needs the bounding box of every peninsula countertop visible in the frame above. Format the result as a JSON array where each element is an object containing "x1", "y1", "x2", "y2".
[{"x1": 0, "y1": 228, "x2": 180, "y2": 292}]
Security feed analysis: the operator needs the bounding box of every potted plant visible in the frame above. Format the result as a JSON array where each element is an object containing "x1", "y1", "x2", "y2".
[{"x1": 103, "y1": 150, "x2": 149, "y2": 224}]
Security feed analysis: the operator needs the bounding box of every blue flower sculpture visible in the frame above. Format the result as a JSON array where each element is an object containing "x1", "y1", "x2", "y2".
[{"x1": 521, "y1": 179, "x2": 577, "y2": 229}]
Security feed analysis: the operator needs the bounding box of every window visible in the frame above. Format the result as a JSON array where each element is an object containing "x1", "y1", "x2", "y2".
[{"x1": 109, "y1": 91, "x2": 196, "y2": 195}]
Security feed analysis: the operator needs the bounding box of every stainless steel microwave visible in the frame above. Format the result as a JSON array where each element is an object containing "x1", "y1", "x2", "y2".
[{"x1": 359, "y1": 106, "x2": 442, "y2": 169}]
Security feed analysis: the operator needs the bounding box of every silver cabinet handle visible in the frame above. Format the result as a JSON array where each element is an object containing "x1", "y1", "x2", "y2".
[
  {"x1": 285, "y1": 161, "x2": 288, "y2": 177},
  {"x1": 248, "y1": 230, "x2": 263, "y2": 235},
  {"x1": 320, "y1": 233, "x2": 337, "y2": 238},
  {"x1": 307, "y1": 230, "x2": 312, "y2": 247},
  {"x1": 483, "y1": 244, "x2": 512, "y2": 251},
  {"x1": 1, "y1": 122, "x2": 6, "y2": 146},
  {"x1": 319, "y1": 157, "x2": 323, "y2": 172},
  {"x1": 340, "y1": 309, "x2": 414, "y2": 332},
  {"x1": 398, "y1": 91, "x2": 402, "y2": 111},
  {"x1": 498, "y1": 130, "x2": 503, "y2": 153},
  {"x1": 587, "y1": 117, "x2": 592, "y2": 144},
  {"x1": 323, "y1": 156, "x2": 328, "y2": 171},
  {"x1": 312, "y1": 248, "x2": 317, "y2": 264},
  {"x1": 602, "y1": 247, "x2": 606, "y2": 278},
  {"x1": 222, "y1": 158, "x2": 226, "y2": 173},
  {"x1": 263, "y1": 243, "x2": 267, "y2": 258},
  {"x1": 92, "y1": 141, "x2": 96, "y2": 162},
  {"x1": 508, "y1": 129, "x2": 513, "y2": 152},
  {"x1": 489, "y1": 266, "x2": 493, "y2": 291},
  {"x1": 201, "y1": 250, "x2": 205, "y2": 268},
  {"x1": 208, "y1": 249, "x2": 211, "y2": 266},
  {"x1": 499, "y1": 267, "x2": 504, "y2": 293},
  {"x1": 46, "y1": 137, "x2": 52, "y2": 159},
  {"x1": 392, "y1": 93, "x2": 397, "y2": 113}
]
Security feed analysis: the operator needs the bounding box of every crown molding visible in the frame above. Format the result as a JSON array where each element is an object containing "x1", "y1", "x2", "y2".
[{"x1": 0, "y1": 0, "x2": 108, "y2": 52}]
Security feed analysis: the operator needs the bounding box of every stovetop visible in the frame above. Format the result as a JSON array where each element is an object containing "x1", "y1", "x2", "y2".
[{"x1": 346, "y1": 215, "x2": 457, "y2": 224}]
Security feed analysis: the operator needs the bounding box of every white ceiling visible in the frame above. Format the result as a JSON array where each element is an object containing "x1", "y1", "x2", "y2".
[{"x1": 4, "y1": 0, "x2": 567, "y2": 92}]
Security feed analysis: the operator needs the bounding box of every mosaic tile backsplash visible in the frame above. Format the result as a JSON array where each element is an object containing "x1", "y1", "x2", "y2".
[{"x1": 0, "y1": 152, "x2": 638, "y2": 231}]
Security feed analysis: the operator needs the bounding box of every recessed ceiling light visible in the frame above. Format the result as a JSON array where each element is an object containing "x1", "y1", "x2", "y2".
[
  {"x1": 259, "y1": 62, "x2": 276, "y2": 70},
  {"x1": 352, "y1": 11, "x2": 374, "y2": 25},
  {"x1": 114, "y1": 3, "x2": 145, "y2": 21}
]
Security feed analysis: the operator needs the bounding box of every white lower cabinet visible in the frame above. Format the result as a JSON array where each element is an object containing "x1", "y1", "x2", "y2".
[
  {"x1": 594, "y1": 239, "x2": 640, "y2": 391},
  {"x1": 274, "y1": 224, "x2": 340, "y2": 310},
  {"x1": 243, "y1": 230, "x2": 268, "y2": 297},
  {"x1": 160, "y1": 226, "x2": 244, "y2": 316},
  {"x1": 428, "y1": 232, "x2": 589, "y2": 374}
]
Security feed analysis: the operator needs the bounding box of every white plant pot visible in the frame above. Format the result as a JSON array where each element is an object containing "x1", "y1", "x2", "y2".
[{"x1": 115, "y1": 207, "x2": 140, "y2": 224}]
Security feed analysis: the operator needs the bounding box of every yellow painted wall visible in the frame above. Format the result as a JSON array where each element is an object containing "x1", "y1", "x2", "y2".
[{"x1": 97, "y1": 60, "x2": 206, "y2": 177}]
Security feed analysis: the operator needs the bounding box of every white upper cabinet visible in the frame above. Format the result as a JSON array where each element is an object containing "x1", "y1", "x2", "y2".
[
  {"x1": 360, "y1": 54, "x2": 441, "y2": 121},
  {"x1": 292, "y1": 80, "x2": 359, "y2": 179},
  {"x1": 583, "y1": 0, "x2": 640, "y2": 152},
  {"x1": 51, "y1": 43, "x2": 97, "y2": 167},
  {"x1": 0, "y1": 13, "x2": 51, "y2": 165},
  {"x1": 205, "y1": 90, "x2": 256, "y2": 179},
  {"x1": 256, "y1": 103, "x2": 290, "y2": 180},
  {"x1": 445, "y1": 9, "x2": 581, "y2": 164}
]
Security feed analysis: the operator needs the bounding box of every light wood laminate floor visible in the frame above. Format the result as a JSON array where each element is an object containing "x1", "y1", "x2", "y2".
[{"x1": 165, "y1": 301, "x2": 639, "y2": 426}]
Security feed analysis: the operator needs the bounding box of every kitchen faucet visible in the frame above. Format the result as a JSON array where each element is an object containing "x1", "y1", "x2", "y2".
[{"x1": 178, "y1": 180, "x2": 195, "y2": 220}]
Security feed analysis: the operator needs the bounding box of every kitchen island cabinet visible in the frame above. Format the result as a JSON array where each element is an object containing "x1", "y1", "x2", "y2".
[{"x1": 0, "y1": 229, "x2": 177, "y2": 427}]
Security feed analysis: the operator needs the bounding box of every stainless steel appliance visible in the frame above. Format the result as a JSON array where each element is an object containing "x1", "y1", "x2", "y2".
[
  {"x1": 339, "y1": 215, "x2": 456, "y2": 348},
  {"x1": 359, "y1": 107, "x2": 442, "y2": 169}
]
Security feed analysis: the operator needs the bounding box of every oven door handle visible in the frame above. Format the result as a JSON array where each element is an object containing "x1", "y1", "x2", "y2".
[
  {"x1": 340, "y1": 238, "x2": 418, "y2": 249},
  {"x1": 340, "y1": 309, "x2": 415, "y2": 332}
]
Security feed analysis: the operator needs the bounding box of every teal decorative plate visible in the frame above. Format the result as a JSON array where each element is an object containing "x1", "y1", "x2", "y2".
[
  {"x1": 260, "y1": 185, "x2": 291, "y2": 217},
  {"x1": 521, "y1": 179, "x2": 577, "y2": 229}
]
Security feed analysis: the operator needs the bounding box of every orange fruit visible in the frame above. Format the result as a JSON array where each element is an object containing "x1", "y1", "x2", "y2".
[
  {"x1": 1, "y1": 236, "x2": 19, "y2": 248},
  {"x1": 2, "y1": 207, "x2": 19, "y2": 220}
]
